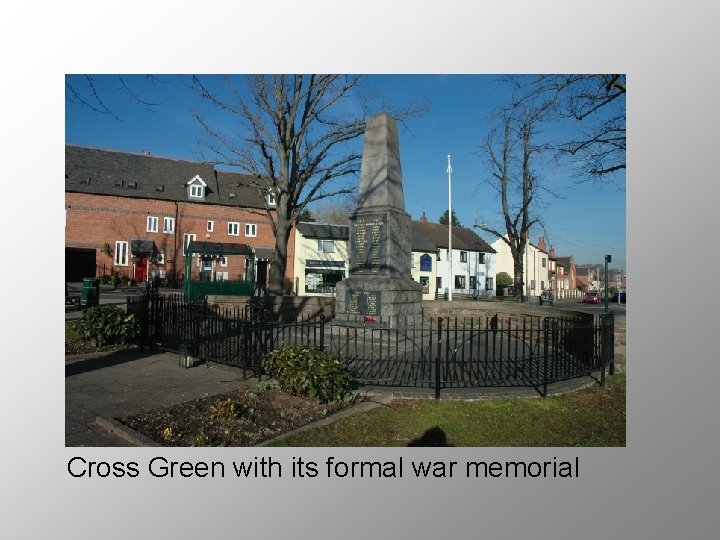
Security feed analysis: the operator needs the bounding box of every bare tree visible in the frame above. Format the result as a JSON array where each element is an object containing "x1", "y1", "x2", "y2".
[
  {"x1": 311, "y1": 198, "x2": 357, "y2": 225},
  {"x1": 191, "y1": 75, "x2": 369, "y2": 294},
  {"x1": 507, "y1": 74, "x2": 626, "y2": 185},
  {"x1": 475, "y1": 112, "x2": 542, "y2": 302},
  {"x1": 65, "y1": 75, "x2": 164, "y2": 120}
]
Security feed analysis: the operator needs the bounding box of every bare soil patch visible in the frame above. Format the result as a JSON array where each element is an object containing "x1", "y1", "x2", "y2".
[{"x1": 119, "y1": 385, "x2": 358, "y2": 447}]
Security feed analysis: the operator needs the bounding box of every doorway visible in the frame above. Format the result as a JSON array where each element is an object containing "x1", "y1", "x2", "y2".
[
  {"x1": 134, "y1": 258, "x2": 148, "y2": 283},
  {"x1": 256, "y1": 260, "x2": 268, "y2": 290}
]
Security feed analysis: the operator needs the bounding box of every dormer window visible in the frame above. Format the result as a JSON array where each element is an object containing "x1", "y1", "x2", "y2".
[
  {"x1": 186, "y1": 174, "x2": 207, "y2": 200},
  {"x1": 266, "y1": 191, "x2": 276, "y2": 207}
]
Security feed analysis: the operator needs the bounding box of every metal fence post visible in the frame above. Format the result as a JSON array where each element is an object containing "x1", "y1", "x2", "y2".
[
  {"x1": 435, "y1": 317, "x2": 443, "y2": 400},
  {"x1": 319, "y1": 314, "x2": 325, "y2": 351},
  {"x1": 542, "y1": 318, "x2": 549, "y2": 398}
]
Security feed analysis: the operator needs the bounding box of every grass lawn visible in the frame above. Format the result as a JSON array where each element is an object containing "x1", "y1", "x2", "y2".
[{"x1": 268, "y1": 373, "x2": 625, "y2": 447}]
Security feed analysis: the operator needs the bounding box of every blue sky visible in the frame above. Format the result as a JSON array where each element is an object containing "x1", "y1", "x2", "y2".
[{"x1": 65, "y1": 74, "x2": 626, "y2": 270}]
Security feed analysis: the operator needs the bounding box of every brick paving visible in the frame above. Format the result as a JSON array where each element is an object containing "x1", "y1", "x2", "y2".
[{"x1": 65, "y1": 350, "x2": 258, "y2": 446}]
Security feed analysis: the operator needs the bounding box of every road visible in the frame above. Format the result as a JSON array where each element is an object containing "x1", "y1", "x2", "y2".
[{"x1": 551, "y1": 298, "x2": 626, "y2": 328}]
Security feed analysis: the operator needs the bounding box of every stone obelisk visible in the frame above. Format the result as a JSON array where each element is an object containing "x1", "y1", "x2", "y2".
[{"x1": 335, "y1": 113, "x2": 422, "y2": 324}]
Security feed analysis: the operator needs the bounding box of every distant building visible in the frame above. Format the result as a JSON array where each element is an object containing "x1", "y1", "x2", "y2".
[
  {"x1": 413, "y1": 216, "x2": 497, "y2": 298},
  {"x1": 292, "y1": 222, "x2": 350, "y2": 296},
  {"x1": 65, "y1": 144, "x2": 277, "y2": 286}
]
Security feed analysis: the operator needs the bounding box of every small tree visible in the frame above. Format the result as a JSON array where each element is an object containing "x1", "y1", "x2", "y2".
[{"x1": 439, "y1": 209, "x2": 462, "y2": 227}]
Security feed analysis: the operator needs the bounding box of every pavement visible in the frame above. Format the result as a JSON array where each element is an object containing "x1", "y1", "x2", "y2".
[
  {"x1": 65, "y1": 350, "x2": 260, "y2": 446},
  {"x1": 65, "y1": 347, "x2": 605, "y2": 447}
]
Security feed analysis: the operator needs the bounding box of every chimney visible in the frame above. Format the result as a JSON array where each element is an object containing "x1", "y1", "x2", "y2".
[
  {"x1": 538, "y1": 236, "x2": 547, "y2": 251},
  {"x1": 420, "y1": 211, "x2": 427, "y2": 222},
  {"x1": 549, "y1": 245, "x2": 556, "y2": 258}
]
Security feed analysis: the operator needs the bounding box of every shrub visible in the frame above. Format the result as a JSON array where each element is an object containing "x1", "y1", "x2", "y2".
[
  {"x1": 263, "y1": 346, "x2": 353, "y2": 404},
  {"x1": 496, "y1": 272, "x2": 514, "y2": 287},
  {"x1": 79, "y1": 305, "x2": 138, "y2": 348}
]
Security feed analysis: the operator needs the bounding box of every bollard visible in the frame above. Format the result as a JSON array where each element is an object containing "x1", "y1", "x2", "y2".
[{"x1": 178, "y1": 343, "x2": 193, "y2": 368}]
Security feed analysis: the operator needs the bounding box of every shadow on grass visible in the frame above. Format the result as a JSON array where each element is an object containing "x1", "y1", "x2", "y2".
[{"x1": 408, "y1": 426, "x2": 454, "y2": 447}]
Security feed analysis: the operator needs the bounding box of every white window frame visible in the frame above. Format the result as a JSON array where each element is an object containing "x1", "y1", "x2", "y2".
[
  {"x1": 156, "y1": 252, "x2": 165, "y2": 264},
  {"x1": 228, "y1": 222, "x2": 240, "y2": 236},
  {"x1": 245, "y1": 223, "x2": 257, "y2": 237},
  {"x1": 219, "y1": 256, "x2": 228, "y2": 267},
  {"x1": 189, "y1": 184, "x2": 204, "y2": 199},
  {"x1": 146, "y1": 216, "x2": 159, "y2": 233},
  {"x1": 460, "y1": 251, "x2": 468, "y2": 262},
  {"x1": 183, "y1": 233, "x2": 196, "y2": 256},
  {"x1": 266, "y1": 191, "x2": 276, "y2": 207},
  {"x1": 163, "y1": 217, "x2": 175, "y2": 234},
  {"x1": 114, "y1": 241, "x2": 129, "y2": 266},
  {"x1": 207, "y1": 220, "x2": 214, "y2": 233}
]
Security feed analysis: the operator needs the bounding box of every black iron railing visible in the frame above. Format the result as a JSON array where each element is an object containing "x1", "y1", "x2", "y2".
[{"x1": 127, "y1": 295, "x2": 615, "y2": 398}]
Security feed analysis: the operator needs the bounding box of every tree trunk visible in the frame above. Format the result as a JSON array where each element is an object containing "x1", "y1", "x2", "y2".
[
  {"x1": 513, "y1": 260, "x2": 525, "y2": 302},
  {"x1": 269, "y1": 215, "x2": 291, "y2": 295}
]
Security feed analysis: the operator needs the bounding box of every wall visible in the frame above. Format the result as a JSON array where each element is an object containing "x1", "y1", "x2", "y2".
[
  {"x1": 411, "y1": 251, "x2": 438, "y2": 300},
  {"x1": 65, "y1": 192, "x2": 275, "y2": 283},
  {"x1": 292, "y1": 232, "x2": 349, "y2": 297}
]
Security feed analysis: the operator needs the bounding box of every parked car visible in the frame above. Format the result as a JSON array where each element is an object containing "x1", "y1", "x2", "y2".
[{"x1": 583, "y1": 291, "x2": 602, "y2": 304}]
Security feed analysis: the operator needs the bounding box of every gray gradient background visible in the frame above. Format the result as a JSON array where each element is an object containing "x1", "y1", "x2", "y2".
[{"x1": 5, "y1": 1, "x2": 719, "y2": 538}]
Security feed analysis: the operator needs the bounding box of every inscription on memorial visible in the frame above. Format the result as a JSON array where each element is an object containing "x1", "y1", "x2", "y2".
[
  {"x1": 345, "y1": 291, "x2": 382, "y2": 316},
  {"x1": 350, "y1": 215, "x2": 387, "y2": 273}
]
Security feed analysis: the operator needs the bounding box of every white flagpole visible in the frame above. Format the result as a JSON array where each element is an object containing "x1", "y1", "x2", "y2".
[{"x1": 447, "y1": 154, "x2": 453, "y2": 302}]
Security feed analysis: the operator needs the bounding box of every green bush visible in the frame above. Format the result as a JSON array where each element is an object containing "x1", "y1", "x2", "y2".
[
  {"x1": 263, "y1": 346, "x2": 353, "y2": 404},
  {"x1": 79, "y1": 305, "x2": 138, "y2": 348},
  {"x1": 496, "y1": 272, "x2": 514, "y2": 287}
]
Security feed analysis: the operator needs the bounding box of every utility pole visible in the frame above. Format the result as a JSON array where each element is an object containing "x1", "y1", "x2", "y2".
[{"x1": 447, "y1": 154, "x2": 453, "y2": 302}]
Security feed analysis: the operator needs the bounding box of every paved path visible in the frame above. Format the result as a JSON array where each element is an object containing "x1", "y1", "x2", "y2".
[
  {"x1": 66, "y1": 348, "x2": 606, "y2": 446},
  {"x1": 65, "y1": 350, "x2": 258, "y2": 446}
]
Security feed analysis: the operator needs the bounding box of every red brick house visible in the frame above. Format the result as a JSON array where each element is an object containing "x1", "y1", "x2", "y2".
[{"x1": 65, "y1": 145, "x2": 281, "y2": 288}]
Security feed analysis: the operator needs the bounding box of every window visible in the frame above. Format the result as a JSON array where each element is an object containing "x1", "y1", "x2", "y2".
[
  {"x1": 454, "y1": 275, "x2": 465, "y2": 289},
  {"x1": 485, "y1": 277, "x2": 494, "y2": 290},
  {"x1": 245, "y1": 223, "x2": 257, "y2": 237},
  {"x1": 317, "y1": 240, "x2": 335, "y2": 253},
  {"x1": 469, "y1": 276, "x2": 477, "y2": 289},
  {"x1": 542, "y1": 257, "x2": 547, "y2": 268},
  {"x1": 266, "y1": 191, "x2": 276, "y2": 206},
  {"x1": 163, "y1": 217, "x2": 175, "y2": 234},
  {"x1": 189, "y1": 184, "x2": 204, "y2": 198},
  {"x1": 146, "y1": 216, "x2": 158, "y2": 233},
  {"x1": 114, "y1": 241, "x2": 128, "y2": 266},
  {"x1": 541, "y1": 280, "x2": 545, "y2": 290},
  {"x1": 207, "y1": 220, "x2": 214, "y2": 233},
  {"x1": 305, "y1": 270, "x2": 344, "y2": 293},
  {"x1": 155, "y1": 252, "x2": 165, "y2": 264},
  {"x1": 183, "y1": 233, "x2": 196, "y2": 256},
  {"x1": 219, "y1": 256, "x2": 228, "y2": 267},
  {"x1": 531, "y1": 279, "x2": 536, "y2": 291},
  {"x1": 460, "y1": 251, "x2": 468, "y2": 262},
  {"x1": 479, "y1": 253, "x2": 485, "y2": 264},
  {"x1": 228, "y1": 222, "x2": 240, "y2": 236}
]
